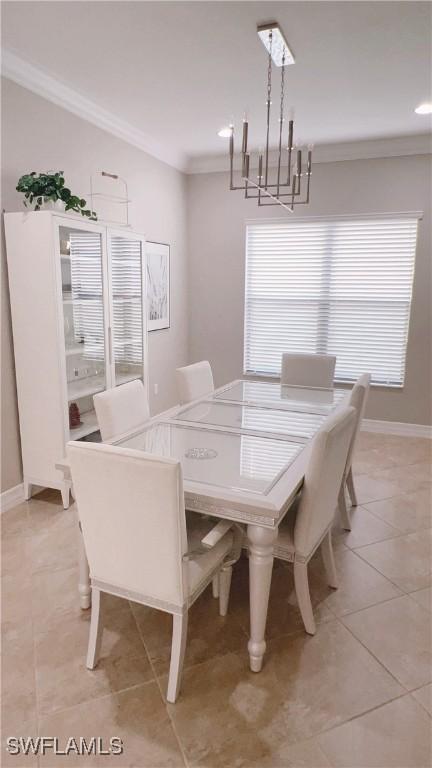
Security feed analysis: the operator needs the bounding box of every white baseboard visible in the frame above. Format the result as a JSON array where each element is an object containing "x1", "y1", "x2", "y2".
[
  {"x1": 362, "y1": 419, "x2": 432, "y2": 438},
  {"x1": 0, "y1": 483, "x2": 25, "y2": 513}
]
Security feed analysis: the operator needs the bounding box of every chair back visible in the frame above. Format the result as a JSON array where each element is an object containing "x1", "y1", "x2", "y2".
[
  {"x1": 294, "y1": 406, "x2": 355, "y2": 557},
  {"x1": 93, "y1": 379, "x2": 149, "y2": 441},
  {"x1": 176, "y1": 360, "x2": 214, "y2": 405},
  {"x1": 67, "y1": 441, "x2": 188, "y2": 608},
  {"x1": 345, "y1": 373, "x2": 371, "y2": 472},
  {"x1": 281, "y1": 353, "x2": 336, "y2": 389}
]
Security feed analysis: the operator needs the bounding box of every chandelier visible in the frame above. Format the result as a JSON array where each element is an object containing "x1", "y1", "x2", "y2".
[{"x1": 228, "y1": 23, "x2": 312, "y2": 213}]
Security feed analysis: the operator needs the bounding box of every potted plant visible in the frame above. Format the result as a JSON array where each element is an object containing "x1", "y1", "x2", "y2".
[{"x1": 16, "y1": 171, "x2": 97, "y2": 219}]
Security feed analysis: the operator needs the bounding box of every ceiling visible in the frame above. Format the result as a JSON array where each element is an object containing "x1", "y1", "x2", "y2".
[{"x1": 2, "y1": 1, "x2": 431, "y2": 170}]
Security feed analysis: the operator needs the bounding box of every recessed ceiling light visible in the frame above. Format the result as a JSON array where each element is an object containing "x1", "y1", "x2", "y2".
[
  {"x1": 218, "y1": 126, "x2": 232, "y2": 138},
  {"x1": 415, "y1": 103, "x2": 432, "y2": 115}
]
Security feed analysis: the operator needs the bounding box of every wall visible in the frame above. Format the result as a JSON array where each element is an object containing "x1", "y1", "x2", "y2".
[
  {"x1": 187, "y1": 154, "x2": 432, "y2": 426},
  {"x1": 1, "y1": 78, "x2": 189, "y2": 492}
]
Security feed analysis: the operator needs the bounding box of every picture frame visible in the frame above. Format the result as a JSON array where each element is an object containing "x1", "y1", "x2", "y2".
[{"x1": 146, "y1": 241, "x2": 170, "y2": 331}]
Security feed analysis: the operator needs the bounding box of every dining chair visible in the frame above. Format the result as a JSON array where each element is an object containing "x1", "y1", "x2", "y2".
[
  {"x1": 176, "y1": 360, "x2": 214, "y2": 405},
  {"x1": 338, "y1": 373, "x2": 371, "y2": 530},
  {"x1": 281, "y1": 353, "x2": 336, "y2": 389},
  {"x1": 67, "y1": 441, "x2": 240, "y2": 703},
  {"x1": 93, "y1": 379, "x2": 149, "y2": 441},
  {"x1": 273, "y1": 406, "x2": 356, "y2": 635}
]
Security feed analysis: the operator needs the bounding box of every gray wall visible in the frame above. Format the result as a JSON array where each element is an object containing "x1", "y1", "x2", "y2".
[
  {"x1": 187, "y1": 154, "x2": 432, "y2": 426},
  {"x1": 1, "y1": 78, "x2": 189, "y2": 491}
]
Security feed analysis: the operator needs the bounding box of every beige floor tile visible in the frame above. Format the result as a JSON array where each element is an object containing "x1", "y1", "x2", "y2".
[
  {"x1": 131, "y1": 583, "x2": 248, "y2": 677},
  {"x1": 31, "y1": 564, "x2": 82, "y2": 633},
  {"x1": 405, "y1": 461, "x2": 432, "y2": 483},
  {"x1": 35, "y1": 597, "x2": 154, "y2": 716},
  {"x1": 369, "y1": 466, "x2": 432, "y2": 494},
  {"x1": 242, "y1": 736, "x2": 333, "y2": 768},
  {"x1": 2, "y1": 720, "x2": 39, "y2": 767},
  {"x1": 2, "y1": 619, "x2": 37, "y2": 731},
  {"x1": 167, "y1": 623, "x2": 402, "y2": 765},
  {"x1": 317, "y1": 695, "x2": 431, "y2": 767},
  {"x1": 364, "y1": 489, "x2": 432, "y2": 534},
  {"x1": 355, "y1": 529, "x2": 432, "y2": 592},
  {"x1": 343, "y1": 595, "x2": 432, "y2": 690},
  {"x1": 412, "y1": 683, "x2": 432, "y2": 715},
  {"x1": 1, "y1": 502, "x2": 31, "y2": 538},
  {"x1": 30, "y1": 520, "x2": 78, "y2": 575},
  {"x1": 37, "y1": 682, "x2": 184, "y2": 767},
  {"x1": 1, "y1": 571, "x2": 33, "y2": 623},
  {"x1": 1, "y1": 532, "x2": 33, "y2": 578},
  {"x1": 353, "y1": 475, "x2": 401, "y2": 504},
  {"x1": 334, "y1": 505, "x2": 400, "y2": 548},
  {"x1": 409, "y1": 586, "x2": 432, "y2": 612},
  {"x1": 308, "y1": 548, "x2": 401, "y2": 616},
  {"x1": 353, "y1": 448, "x2": 399, "y2": 475}
]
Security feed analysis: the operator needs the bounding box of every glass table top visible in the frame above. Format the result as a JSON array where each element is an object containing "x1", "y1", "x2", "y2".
[
  {"x1": 115, "y1": 422, "x2": 303, "y2": 495},
  {"x1": 214, "y1": 380, "x2": 347, "y2": 413},
  {"x1": 173, "y1": 401, "x2": 327, "y2": 440}
]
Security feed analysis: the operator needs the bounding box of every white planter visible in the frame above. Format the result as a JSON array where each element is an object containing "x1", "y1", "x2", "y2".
[{"x1": 42, "y1": 199, "x2": 66, "y2": 212}]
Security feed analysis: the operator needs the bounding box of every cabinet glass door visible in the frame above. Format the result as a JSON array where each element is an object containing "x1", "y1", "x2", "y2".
[
  {"x1": 59, "y1": 225, "x2": 107, "y2": 439},
  {"x1": 109, "y1": 233, "x2": 146, "y2": 388}
]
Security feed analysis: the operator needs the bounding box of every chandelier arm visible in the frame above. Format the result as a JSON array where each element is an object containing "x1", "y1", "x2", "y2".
[
  {"x1": 246, "y1": 177, "x2": 297, "y2": 212},
  {"x1": 258, "y1": 172, "x2": 311, "y2": 206}
]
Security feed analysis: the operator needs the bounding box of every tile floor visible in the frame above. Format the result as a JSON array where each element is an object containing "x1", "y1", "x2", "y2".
[{"x1": 1, "y1": 432, "x2": 431, "y2": 767}]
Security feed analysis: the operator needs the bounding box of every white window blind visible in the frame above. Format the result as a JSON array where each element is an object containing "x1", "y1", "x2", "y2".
[
  {"x1": 111, "y1": 236, "x2": 144, "y2": 365},
  {"x1": 70, "y1": 231, "x2": 105, "y2": 361},
  {"x1": 244, "y1": 215, "x2": 419, "y2": 386}
]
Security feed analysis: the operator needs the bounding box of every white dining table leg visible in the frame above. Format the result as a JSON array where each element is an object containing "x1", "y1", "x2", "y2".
[
  {"x1": 247, "y1": 524, "x2": 277, "y2": 672},
  {"x1": 78, "y1": 523, "x2": 91, "y2": 609}
]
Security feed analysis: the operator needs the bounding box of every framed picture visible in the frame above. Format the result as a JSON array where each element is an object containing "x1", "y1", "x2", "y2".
[{"x1": 146, "y1": 241, "x2": 170, "y2": 331}]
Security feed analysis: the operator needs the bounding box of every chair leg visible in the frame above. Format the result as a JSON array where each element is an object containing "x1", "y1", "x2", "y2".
[
  {"x1": 219, "y1": 566, "x2": 232, "y2": 617},
  {"x1": 346, "y1": 467, "x2": 358, "y2": 507},
  {"x1": 321, "y1": 530, "x2": 338, "y2": 589},
  {"x1": 212, "y1": 575, "x2": 219, "y2": 598},
  {"x1": 167, "y1": 613, "x2": 188, "y2": 704},
  {"x1": 338, "y1": 484, "x2": 351, "y2": 531},
  {"x1": 293, "y1": 561, "x2": 316, "y2": 635},
  {"x1": 86, "y1": 588, "x2": 103, "y2": 669}
]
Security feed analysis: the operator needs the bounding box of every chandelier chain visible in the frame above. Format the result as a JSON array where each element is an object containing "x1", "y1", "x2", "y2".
[
  {"x1": 267, "y1": 30, "x2": 272, "y2": 105},
  {"x1": 280, "y1": 49, "x2": 285, "y2": 123}
]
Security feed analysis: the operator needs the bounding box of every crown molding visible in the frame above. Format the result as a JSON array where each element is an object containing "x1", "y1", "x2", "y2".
[
  {"x1": 186, "y1": 133, "x2": 432, "y2": 174},
  {"x1": 3, "y1": 49, "x2": 431, "y2": 177},
  {"x1": 2, "y1": 49, "x2": 188, "y2": 172}
]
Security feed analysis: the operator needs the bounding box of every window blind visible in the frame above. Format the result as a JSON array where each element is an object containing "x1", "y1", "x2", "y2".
[
  {"x1": 70, "y1": 231, "x2": 105, "y2": 361},
  {"x1": 244, "y1": 216, "x2": 419, "y2": 386},
  {"x1": 110, "y1": 236, "x2": 143, "y2": 365}
]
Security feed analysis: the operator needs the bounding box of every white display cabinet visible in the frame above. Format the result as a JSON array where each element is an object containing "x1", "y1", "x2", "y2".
[{"x1": 4, "y1": 211, "x2": 148, "y2": 508}]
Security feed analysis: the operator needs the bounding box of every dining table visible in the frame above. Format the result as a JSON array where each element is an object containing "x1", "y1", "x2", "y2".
[{"x1": 57, "y1": 378, "x2": 349, "y2": 673}]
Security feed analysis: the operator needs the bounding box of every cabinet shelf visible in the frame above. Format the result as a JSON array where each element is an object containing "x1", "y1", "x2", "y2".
[
  {"x1": 69, "y1": 410, "x2": 99, "y2": 440},
  {"x1": 68, "y1": 375, "x2": 106, "y2": 401}
]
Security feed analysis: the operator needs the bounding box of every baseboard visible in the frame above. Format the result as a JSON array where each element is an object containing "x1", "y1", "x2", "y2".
[
  {"x1": 0, "y1": 483, "x2": 25, "y2": 513},
  {"x1": 362, "y1": 419, "x2": 432, "y2": 438}
]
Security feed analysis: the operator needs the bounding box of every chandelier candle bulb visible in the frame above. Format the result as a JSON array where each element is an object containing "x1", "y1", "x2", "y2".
[{"x1": 242, "y1": 120, "x2": 249, "y2": 155}]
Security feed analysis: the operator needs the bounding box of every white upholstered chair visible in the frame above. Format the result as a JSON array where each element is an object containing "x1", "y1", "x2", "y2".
[
  {"x1": 273, "y1": 406, "x2": 356, "y2": 635},
  {"x1": 67, "y1": 441, "x2": 240, "y2": 703},
  {"x1": 338, "y1": 373, "x2": 371, "y2": 530},
  {"x1": 281, "y1": 353, "x2": 336, "y2": 389},
  {"x1": 176, "y1": 360, "x2": 214, "y2": 405},
  {"x1": 93, "y1": 379, "x2": 149, "y2": 441}
]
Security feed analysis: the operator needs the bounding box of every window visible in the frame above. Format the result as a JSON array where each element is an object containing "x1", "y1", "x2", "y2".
[{"x1": 244, "y1": 215, "x2": 419, "y2": 386}]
